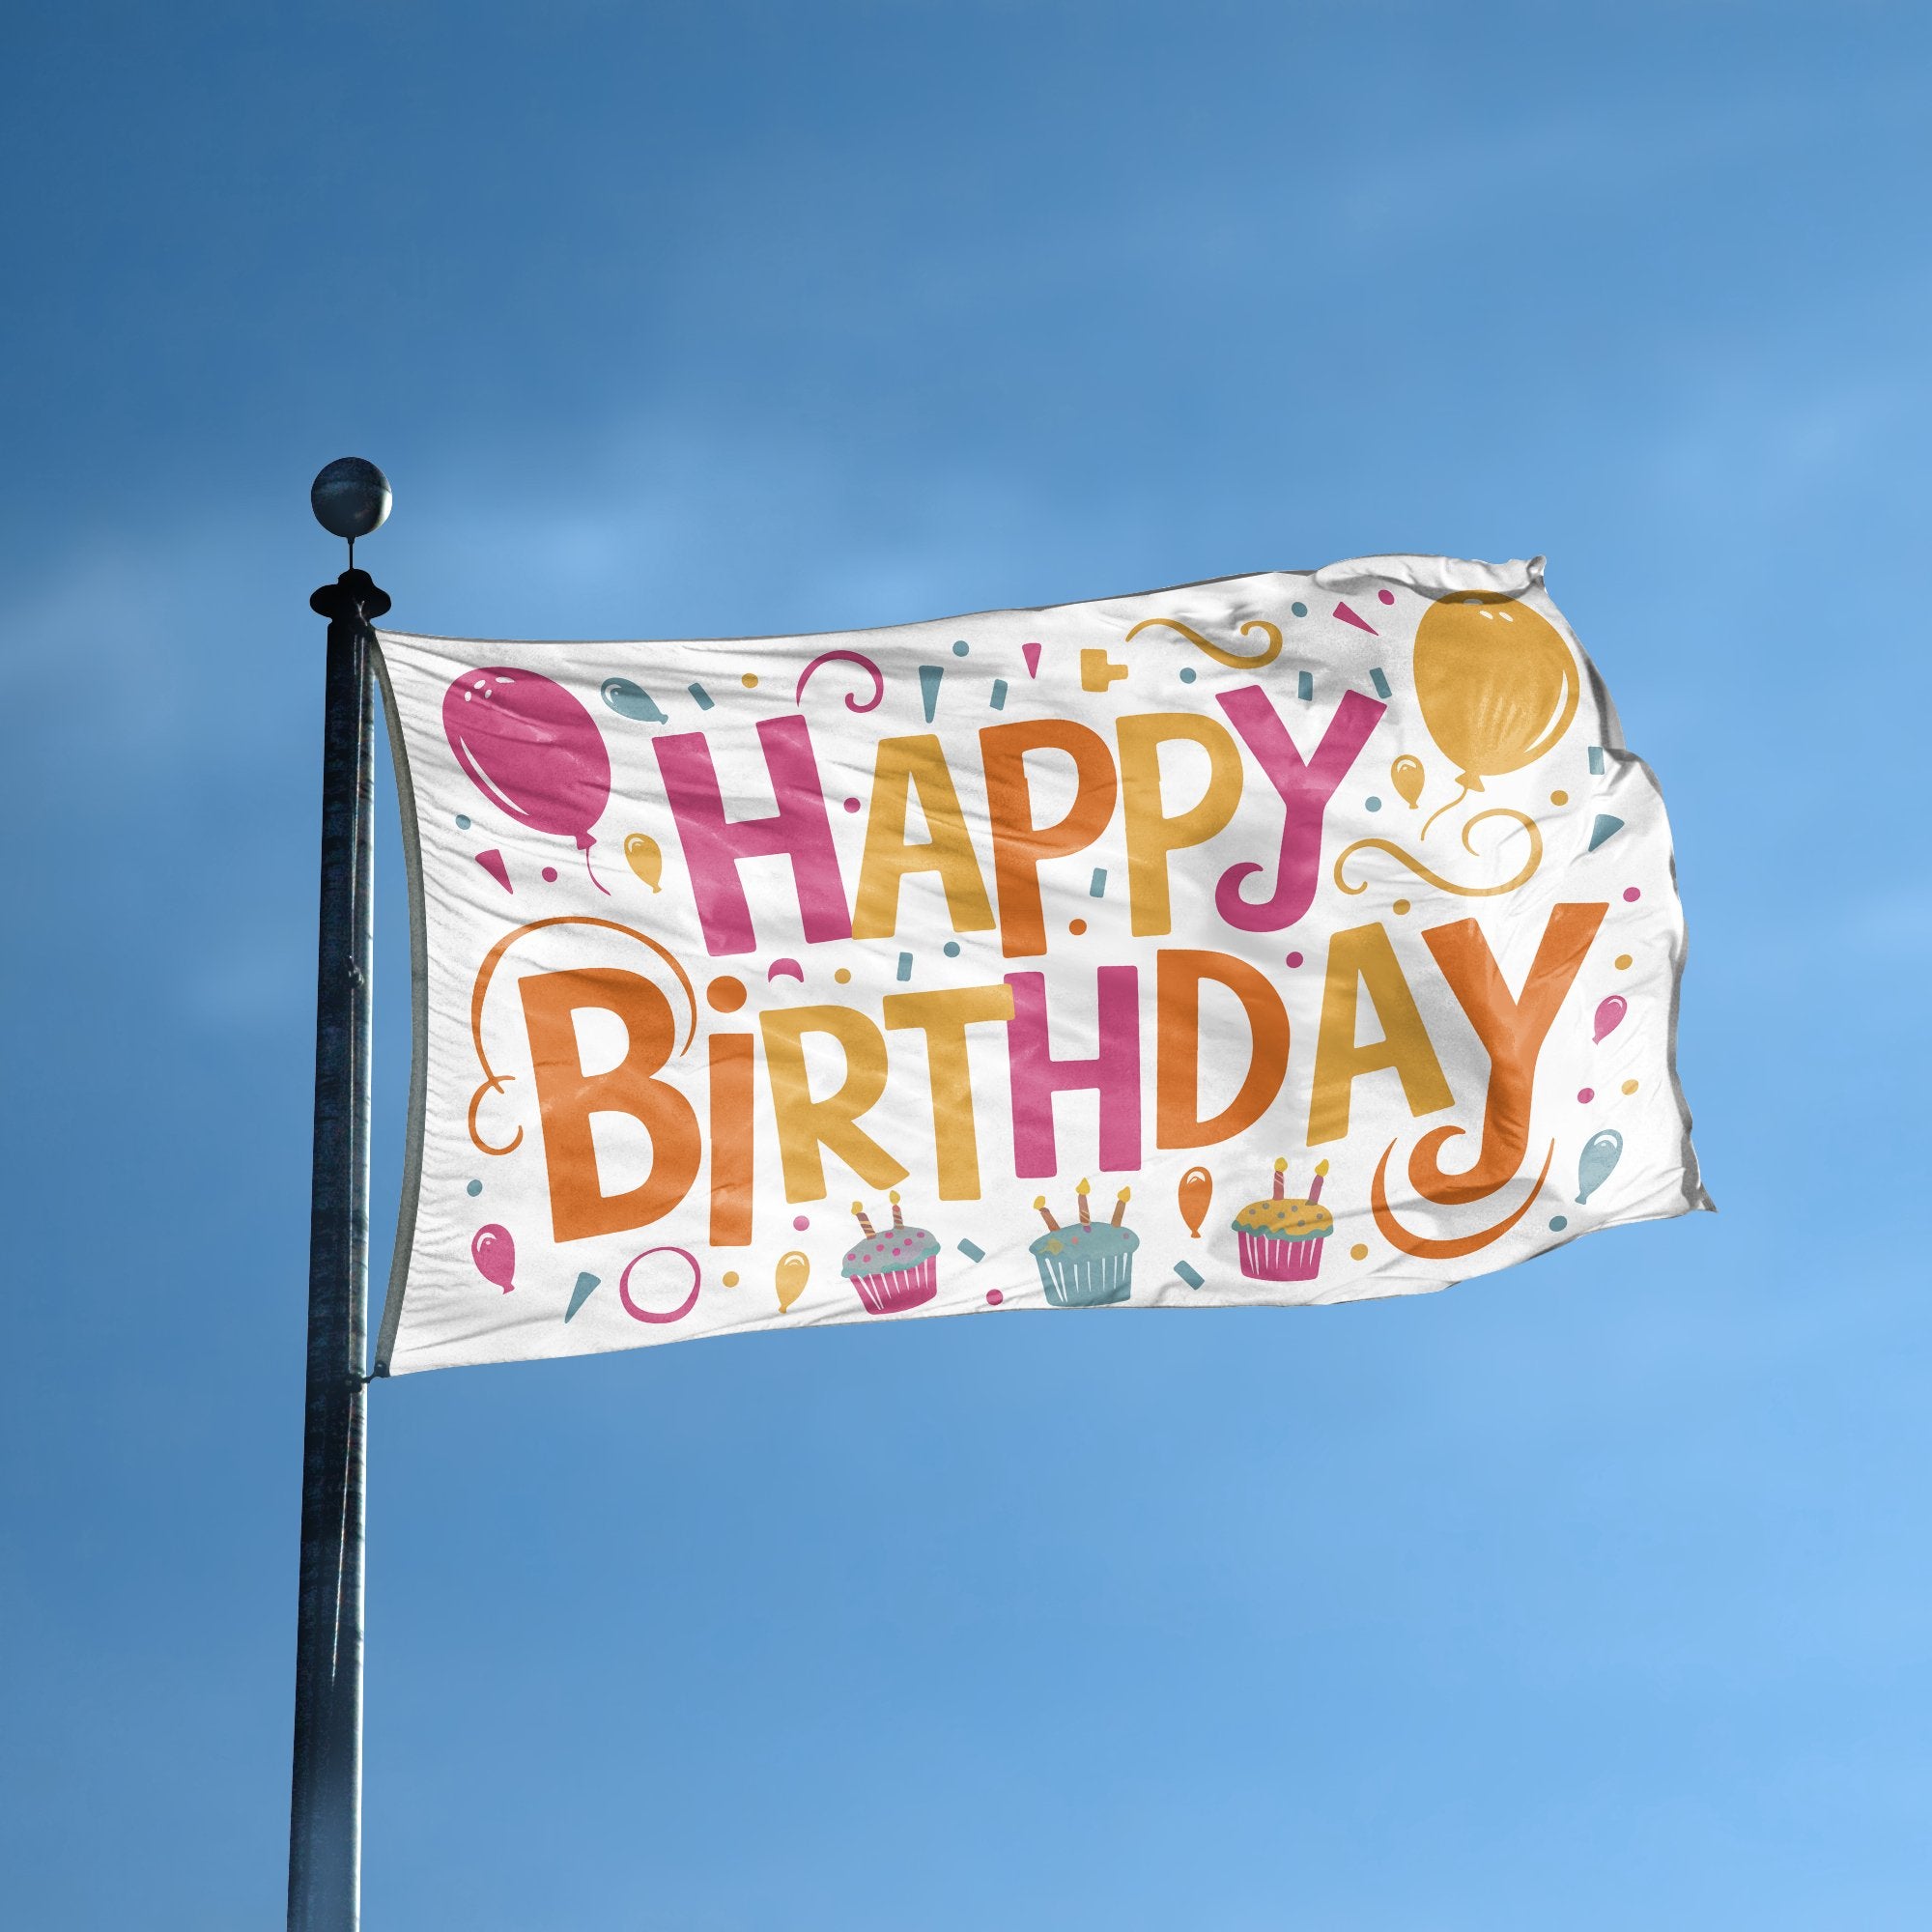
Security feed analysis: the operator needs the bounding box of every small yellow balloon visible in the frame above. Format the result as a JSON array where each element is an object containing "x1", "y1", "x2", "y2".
[
  {"x1": 1412, "y1": 594, "x2": 1578, "y2": 792},
  {"x1": 1390, "y1": 754, "x2": 1426, "y2": 809},
  {"x1": 774, "y1": 1251, "x2": 810, "y2": 1315},
  {"x1": 622, "y1": 832, "x2": 663, "y2": 893}
]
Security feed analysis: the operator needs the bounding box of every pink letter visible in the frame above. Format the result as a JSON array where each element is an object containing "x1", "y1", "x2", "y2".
[
  {"x1": 654, "y1": 716, "x2": 852, "y2": 955},
  {"x1": 1004, "y1": 967, "x2": 1141, "y2": 1178},
  {"x1": 1213, "y1": 685, "x2": 1385, "y2": 930}
]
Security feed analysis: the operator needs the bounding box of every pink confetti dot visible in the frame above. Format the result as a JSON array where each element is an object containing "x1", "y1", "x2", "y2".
[
  {"x1": 986, "y1": 1289, "x2": 1004, "y2": 1306},
  {"x1": 541, "y1": 866, "x2": 558, "y2": 883},
  {"x1": 1377, "y1": 588, "x2": 1395, "y2": 605},
  {"x1": 1623, "y1": 886, "x2": 1641, "y2": 902},
  {"x1": 1286, "y1": 952, "x2": 1304, "y2": 968},
  {"x1": 792, "y1": 1214, "x2": 810, "y2": 1231},
  {"x1": 843, "y1": 796, "x2": 862, "y2": 813},
  {"x1": 1577, "y1": 1087, "x2": 1595, "y2": 1103}
]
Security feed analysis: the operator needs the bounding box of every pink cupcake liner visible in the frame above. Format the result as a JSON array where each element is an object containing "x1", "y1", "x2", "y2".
[
  {"x1": 1237, "y1": 1231, "x2": 1325, "y2": 1283},
  {"x1": 849, "y1": 1253, "x2": 938, "y2": 1314}
]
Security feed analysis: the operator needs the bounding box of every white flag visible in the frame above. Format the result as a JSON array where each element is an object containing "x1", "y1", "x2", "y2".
[{"x1": 372, "y1": 554, "x2": 1707, "y2": 1375}]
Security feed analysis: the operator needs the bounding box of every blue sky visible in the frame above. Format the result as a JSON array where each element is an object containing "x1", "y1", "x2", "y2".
[{"x1": 3, "y1": 3, "x2": 1928, "y2": 1925}]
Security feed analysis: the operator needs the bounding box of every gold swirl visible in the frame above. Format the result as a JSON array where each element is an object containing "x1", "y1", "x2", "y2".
[
  {"x1": 1333, "y1": 808, "x2": 1543, "y2": 899},
  {"x1": 1124, "y1": 616, "x2": 1284, "y2": 669}
]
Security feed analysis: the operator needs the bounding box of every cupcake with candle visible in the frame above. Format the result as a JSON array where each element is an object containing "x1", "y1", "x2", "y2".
[
  {"x1": 1232, "y1": 1158, "x2": 1332, "y2": 1282},
  {"x1": 1029, "y1": 1180, "x2": 1138, "y2": 1307},
  {"x1": 841, "y1": 1194, "x2": 940, "y2": 1314}
]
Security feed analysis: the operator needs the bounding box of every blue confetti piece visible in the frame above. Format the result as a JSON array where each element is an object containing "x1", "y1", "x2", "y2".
[
  {"x1": 919, "y1": 664, "x2": 944, "y2": 722},
  {"x1": 466, "y1": 1179, "x2": 482, "y2": 1197},
  {"x1": 952, "y1": 639, "x2": 971, "y2": 657},
  {"x1": 1369, "y1": 668, "x2": 1392, "y2": 699},
  {"x1": 989, "y1": 677, "x2": 1009, "y2": 710},
  {"x1": 1089, "y1": 868, "x2": 1107, "y2": 897},
  {"x1": 957, "y1": 1239, "x2": 985, "y2": 1263},
  {"x1": 1588, "y1": 746, "x2": 1605, "y2": 775},
  {"x1": 1587, "y1": 813, "x2": 1625, "y2": 852},
  {"x1": 1174, "y1": 1261, "x2": 1205, "y2": 1290},
  {"x1": 943, "y1": 940, "x2": 961, "y2": 957},
  {"x1": 896, "y1": 951, "x2": 913, "y2": 981},
  {"x1": 455, "y1": 813, "x2": 470, "y2": 830},
  {"x1": 564, "y1": 1272, "x2": 601, "y2": 1321},
  {"x1": 1297, "y1": 670, "x2": 1314, "y2": 701},
  {"x1": 687, "y1": 682, "x2": 715, "y2": 711}
]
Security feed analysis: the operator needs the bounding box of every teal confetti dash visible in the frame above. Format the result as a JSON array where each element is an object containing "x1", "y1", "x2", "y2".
[
  {"x1": 1174, "y1": 1261, "x2": 1205, "y2": 1290},
  {"x1": 895, "y1": 951, "x2": 913, "y2": 981},
  {"x1": 564, "y1": 1272, "x2": 601, "y2": 1321},
  {"x1": 1369, "y1": 668, "x2": 1392, "y2": 699},
  {"x1": 1588, "y1": 746, "x2": 1605, "y2": 774},
  {"x1": 1297, "y1": 670, "x2": 1314, "y2": 701},
  {"x1": 1089, "y1": 868, "x2": 1107, "y2": 897},
  {"x1": 1587, "y1": 813, "x2": 1626, "y2": 852},
  {"x1": 687, "y1": 682, "x2": 715, "y2": 711},
  {"x1": 957, "y1": 1239, "x2": 985, "y2": 1263},
  {"x1": 919, "y1": 664, "x2": 944, "y2": 722},
  {"x1": 989, "y1": 677, "x2": 1009, "y2": 710}
]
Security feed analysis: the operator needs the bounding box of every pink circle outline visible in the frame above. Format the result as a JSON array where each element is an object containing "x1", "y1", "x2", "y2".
[{"x1": 617, "y1": 1246, "x2": 702, "y2": 1324}]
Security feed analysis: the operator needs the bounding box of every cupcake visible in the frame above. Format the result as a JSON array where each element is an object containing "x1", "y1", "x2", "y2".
[
  {"x1": 1029, "y1": 1180, "x2": 1138, "y2": 1307},
  {"x1": 841, "y1": 1194, "x2": 940, "y2": 1314},
  {"x1": 1232, "y1": 1158, "x2": 1332, "y2": 1283}
]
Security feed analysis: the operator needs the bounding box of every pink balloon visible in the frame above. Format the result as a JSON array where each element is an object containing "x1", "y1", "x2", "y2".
[
  {"x1": 471, "y1": 1224, "x2": 517, "y2": 1293},
  {"x1": 443, "y1": 669, "x2": 612, "y2": 890},
  {"x1": 1593, "y1": 995, "x2": 1628, "y2": 1044}
]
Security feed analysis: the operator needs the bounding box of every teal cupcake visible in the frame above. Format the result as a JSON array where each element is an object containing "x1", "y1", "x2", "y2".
[{"x1": 1029, "y1": 1181, "x2": 1137, "y2": 1306}]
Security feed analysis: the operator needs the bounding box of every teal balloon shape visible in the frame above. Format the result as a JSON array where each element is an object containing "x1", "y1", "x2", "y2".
[
  {"x1": 1576, "y1": 1129, "x2": 1624, "y2": 1204},
  {"x1": 602, "y1": 677, "x2": 668, "y2": 724}
]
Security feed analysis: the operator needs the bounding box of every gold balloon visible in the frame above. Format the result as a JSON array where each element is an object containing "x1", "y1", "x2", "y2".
[
  {"x1": 775, "y1": 1251, "x2": 810, "y2": 1314},
  {"x1": 1412, "y1": 595, "x2": 1578, "y2": 810},
  {"x1": 1390, "y1": 754, "x2": 1425, "y2": 809},
  {"x1": 623, "y1": 832, "x2": 664, "y2": 893}
]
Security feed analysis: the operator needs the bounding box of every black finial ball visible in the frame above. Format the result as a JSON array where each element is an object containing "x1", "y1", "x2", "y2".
[{"x1": 310, "y1": 457, "x2": 392, "y2": 541}]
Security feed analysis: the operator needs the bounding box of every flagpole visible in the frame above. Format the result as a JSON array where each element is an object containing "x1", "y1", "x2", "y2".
[{"x1": 290, "y1": 461, "x2": 391, "y2": 1932}]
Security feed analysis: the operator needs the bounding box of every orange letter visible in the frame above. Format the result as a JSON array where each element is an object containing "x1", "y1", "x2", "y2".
[
  {"x1": 759, "y1": 1004, "x2": 909, "y2": 1202},
  {"x1": 852, "y1": 734, "x2": 996, "y2": 940},
  {"x1": 1156, "y1": 950, "x2": 1289, "y2": 1149},
  {"x1": 882, "y1": 982, "x2": 1016, "y2": 1198},
  {"x1": 1117, "y1": 714, "x2": 1243, "y2": 937},
  {"x1": 519, "y1": 968, "x2": 701, "y2": 1243},
  {"x1": 1406, "y1": 901, "x2": 1607, "y2": 1203},
  {"x1": 980, "y1": 719, "x2": 1118, "y2": 957},
  {"x1": 1307, "y1": 924, "x2": 1453, "y2": 1147}
]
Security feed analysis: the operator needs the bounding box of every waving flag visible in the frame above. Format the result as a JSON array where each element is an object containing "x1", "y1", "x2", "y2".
[{"x1": 371, "y1": 554, "x2": 1707, "y2": 1375}]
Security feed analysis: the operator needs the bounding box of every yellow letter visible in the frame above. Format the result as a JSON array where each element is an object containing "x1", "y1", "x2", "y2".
[
  {"x1": 1116, "y1": 713, "x2": 1243, "y2": 937},
  {"x1": 851, "y1": 734, "x2": 996, "y2": 941},
  {"x1": 881, "y1": 982, "x2": 1016, "y2": 1198},
  {"x1": 1307, "y1": 923, "x2": 1453, "y2": 1147},
  {"x1": 759, "y1": 1004, "x2": 909, "y2": 1201}
]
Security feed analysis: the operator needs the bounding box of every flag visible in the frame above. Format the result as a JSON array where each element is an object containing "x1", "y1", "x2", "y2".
[{"x1": 371, "y1": 554, "x2": 1708, "y2": 1375}]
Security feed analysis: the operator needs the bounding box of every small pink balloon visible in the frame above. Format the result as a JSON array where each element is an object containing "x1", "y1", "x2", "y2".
[
  {"x1": 1593, "y1": 995, "x2": 1628, "y2": 1044},
  {"x1": 471, "y1": 1224, "x2": 517, "y2": 1293}
]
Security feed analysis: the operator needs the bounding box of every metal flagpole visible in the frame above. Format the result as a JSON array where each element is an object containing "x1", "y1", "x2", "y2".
[{"x1": 290, "y1": 459, "x2": 392, "y2": 1932}]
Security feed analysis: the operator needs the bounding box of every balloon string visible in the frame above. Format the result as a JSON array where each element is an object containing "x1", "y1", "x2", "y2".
[
  {"x1": 467, "y1": 915, "x2": 699, "y2": 1156},
  {"x1": 1333, "y1": 808, "x2": 1544, "y2": 899},
  {"x1": 580, "y1": 837, "x2": 611, "y2": 895},
  {"x1": 1419, "y1": 783, "x2": 1471, "y2": 842}
]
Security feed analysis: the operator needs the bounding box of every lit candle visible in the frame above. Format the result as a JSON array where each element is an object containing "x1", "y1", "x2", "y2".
[
  {"x1": 851, "y1": 1200, "x2": 875, "y2": 1236},
  {"x1": 1272, "y1": 1157, "x2": 1287, "y2": 1201},
  {"x1": 1308, "y1": 1159, "x2": 1329, "y2": 1205},
  {"x1": 1034, "y1": 1195, "x2": 1060, "y2": 1232},
  {"x1": 1077, "y1": 1179, "x2": 1092, "y2": 1226},
  {"x1": 890, "y1": 1190, "x2": 904, "y2": 1229},
  {"x1": 1111, "y1": 1187, "x2": 1130, "y2": 1228}
]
